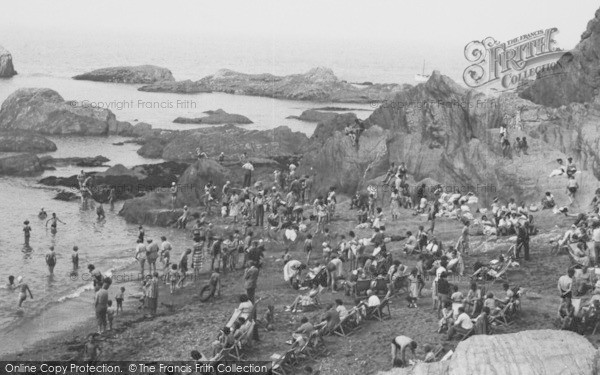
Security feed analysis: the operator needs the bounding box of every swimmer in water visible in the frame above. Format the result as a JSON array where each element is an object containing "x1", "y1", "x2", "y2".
[
  {"x1": 17, "y1": 276, "x2": 33, "y2": 307},
  {"x1": 46, "y1": 246, "x2": 57, "y2": 274},
  {"x1": 46, "y1": 213, "x2": 66, "y2": 234},
  {"x1": 23, "y1": 220, "x2": 31, "y2": 246},
  {"x1": 5, "y1": 275, "x2": 16, "y2": 289},
  {"x1": 96, "y1": 203, "x2": 105, "y2": 220},
  {"x1": 38, "y1": 208, "x2": 47, "y2": 220}
]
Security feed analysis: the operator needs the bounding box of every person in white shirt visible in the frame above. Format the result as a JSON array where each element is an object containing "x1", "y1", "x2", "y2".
[
  {"x1": 335, "y1": 299, "x2": 348, "y2": 319},
  {"x1": 446, "y1": 306, "x2": 473, "y2": 340},
  {"x1": 592, "y1": 222, "x2": 600, "y2": 266},
  {"x1": 366, "y1": 289, "x2": 381, "y2": 307},
  {"x1": 390, "y1": 335, "x2": 417, "y2": 367},
  {"x1": 557, "y1": 269, "x2": 575, "y2": 298}
]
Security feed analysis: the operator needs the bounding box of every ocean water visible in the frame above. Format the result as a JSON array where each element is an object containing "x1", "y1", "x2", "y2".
[{"x1": 0, "y1": 31, "x2": 467, "y2": 355}]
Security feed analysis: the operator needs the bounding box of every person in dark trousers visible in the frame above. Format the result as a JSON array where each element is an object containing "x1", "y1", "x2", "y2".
[
  {"x1": 255, "y1": 192, "x2": 265, "y2": 227},
  {"x1": 244, "y1": 261, "x2": 259, "y2": 303},
  {"x1": 516, "y1": 221, "x2": 530, "y2": 261}
]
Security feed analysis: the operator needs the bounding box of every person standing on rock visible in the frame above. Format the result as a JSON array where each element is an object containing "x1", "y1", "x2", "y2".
[
  {"x1": 566, "y1": 175, "x2": 579, "y2": 205},
  {"x1": 170, "y1": 182, "x2": 178, "y2": 210},
  {"x1": 108, "y1": 187, "x2": 116, "y2": 211},
  {"x1": 243, "y1": 162, "x2": 254, "y2": 188},
  {"x1": 23, "y1": 220, "x2": 31, "y2": 246}
]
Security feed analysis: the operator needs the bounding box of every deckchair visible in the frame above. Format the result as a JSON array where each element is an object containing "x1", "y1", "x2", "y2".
[
  {"x1": 373, "y1": 278, "x2": 388, "y2": 296},
  {"x1": 231, "y1": 322, "x2": 255, "y2": 360},
  {"x1": 270, "y1": 350, "x2": 296, "y2": 375},
  {"x1": 354, "y1": 279, "x2": 371, "y2": 297},
  {"x1": 489, "y1": 258, "x2": 512, "y2": 285},
  {"x1": 333, "y1": 310, "x2": 359, "y2": 337},
  {"x1": 455, "y1": 326, "x2": 474, "y2": 341},
  {"x1": 491, "y1": 302, "x2": 515, "y2": 327},
  {"x1": 367, "y1": 297, "x2": 392, "y2": 321}
]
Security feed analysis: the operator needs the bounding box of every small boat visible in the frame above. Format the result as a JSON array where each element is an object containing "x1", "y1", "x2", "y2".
[{"x1": 414, "y1": 60, "x2": 430, "y2": 82}]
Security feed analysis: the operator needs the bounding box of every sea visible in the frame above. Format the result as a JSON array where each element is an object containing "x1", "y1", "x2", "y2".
[{"x1": 0, "y1": 30, "x2": 467, "y2": 355}]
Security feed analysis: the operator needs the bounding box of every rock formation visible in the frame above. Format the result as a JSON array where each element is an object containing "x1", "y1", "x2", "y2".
[
  {"x1": 136, "y1": 124, "x2": 308, "y2": 162},
  {"x1": 0, "y1": 153, "x2": 41, "y2": 175},
  {"x1": 0, "y1": 46, "x2": 16, "y2": 78},
  {"x1": 0, "y1": 133, "x2": 56, "y2": 153},
  {"x1": 73, "y1": 65, "x2": 175, "y2": 84},
  {"x1": 286, "y1": 109, "x2": 338, "y2": 122},
  {"x1": 519, "y1": 7, "x2": 600, "y2": 107},
  {"x1": 173, "y1": 109, "x2": 253, "y2": 125},
  {"x1": 0, "y1": 88, "x2": 129, "y2": 135},
  {"x1": 138, "y1": 79, "x2": 212, "y2": 93},
  {"x1": 140, "y1": 67, "x2": 402, "y2": 103},
  {"x1": 379, "y1": 330, "x2": 598, "y2": 375},
  {"x1": 39, "y1": 161, "x2": 189, "y2": 201},
  {"x1": 300, "y1": 71, "x2": 600, "y2": 206},
  {"x1": 39, "y1": 155, "x2": 110, "y2": 169},
  {"x1": 119, "y1": 159, "x2": 229, "y2": 224}
]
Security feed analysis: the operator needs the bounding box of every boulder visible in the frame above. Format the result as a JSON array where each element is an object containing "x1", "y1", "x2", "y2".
[
  {"x1": 0, "y1": 133, "x2": 56, "y2": 153},
  {"x1": 140, "y1": 67, "x2": 402, "y2": 103},
  {"x1": 379, "y1": 330, "x2": 598, "y2": 375},
  {"x1": 287, "y1": 109, "x2": 338, "y2": 122},
  {"x1": 173, "y1": 109, "x2": 253, "y2": 125},
  {"x1": 73, "y1": 65, "x2": 175, "y2": 84},
  {"x1": 0, "y1": 153, "x2": 41, "y2": 175},
  {"x1": 138, "y1": 79, "x2": 212, "y2": 93},
  {"x1": 0, "y1": 46, "x2": 16, "y2": 78},
  {"x1": 118, "y1": 159, "x2": 229, "y2": 224},
  {"x1": 0, "y1": 88, "x2": 118, "y2": 135},
  {"x1": 40, "y1": 155, "x2": 110, "y2": 169},
  {"x1": 519, "y1": 7, "x2": 600, "y2": 107},
  {"x1": 39, "y1": 161, "x2": 189, "y2": 202}
]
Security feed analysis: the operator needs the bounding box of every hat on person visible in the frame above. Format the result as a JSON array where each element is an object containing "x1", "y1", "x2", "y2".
[
  {"x1": 172, "y1": 182, "x2": 176, "y2": 185},
  {"x1": 322, "y1": 242, "x2": 328, "y2": 247},
  {"x1": 17, "y1": 276, "x2": 23, "y2": 284}
]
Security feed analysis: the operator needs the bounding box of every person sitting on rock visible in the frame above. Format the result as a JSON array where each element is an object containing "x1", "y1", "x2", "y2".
[
  {"x1": 566, "y1": 157, "x2": 577, "y2": 178},
  {"x1": 541, "y1": 192, "x2": 556, "y2": 209}
]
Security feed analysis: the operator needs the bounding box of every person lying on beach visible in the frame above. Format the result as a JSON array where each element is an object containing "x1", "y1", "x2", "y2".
[{"x1": 17, "y1": 276, "x2": 33, "y2": 308}]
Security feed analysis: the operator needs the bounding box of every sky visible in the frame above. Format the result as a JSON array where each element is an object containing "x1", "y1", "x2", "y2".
[{"x1": 0, "y1": 0, "x2": 598, "y2": 50}]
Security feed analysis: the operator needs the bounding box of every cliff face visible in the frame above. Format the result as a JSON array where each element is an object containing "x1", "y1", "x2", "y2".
[
  {"x1": 302, "y1": 71, "x2": 599, "y2": 206},
  {"x1": 0, "y1": 46, "x2": 16, "y2": 78},
  {"x1": 519, "y1": 7, "x2": 600, "y2": 107},
  {"x1": 0, "y1": 88, "x2": 120, "y2": 135},
  {"x1": 73, "y1": 65, "x2": 175, "y2": 84}
]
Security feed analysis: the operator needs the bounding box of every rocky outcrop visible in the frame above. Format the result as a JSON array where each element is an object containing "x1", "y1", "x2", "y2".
[
  {"x1": 300, "y1": 71, "x2": 600, "y2": 205},
  {"x1": 0, "y1": 133, "x2": 56, "y2": 153},
  {"x1": 140, "y1": 67, "x2": 402, "y2": 103},
  {"x1": 287, "y1": 109, "x2": 337, "y2": 122},
  {"x1": 138, "y1": 80, "x2": 212, "y2": 93},
  {"x1": 73, "y1": 65, "x2": 174, "y2": 84},
  {"x1": 0, "y1": 46, "x2": 16, "y2": 78},
  {"x1": 137, "y1": 124, "x2": 308, "y2": 162},
  {"x1": 118, "y1": 159, "x2": 229, "y2": 224},
  {"x1": 0, "y1": 88, "x2": 124, "y2": 135},
  {"x1": 380, "y1": 330, "x2": 598, "y2": 375},
  {"x1": 39, "y1": 161, "x2": 189, "y2": 201},
  {"x1": 39, "y1": 155, "x2": 110, "y2": 169},
  {"x1": 0, "y1": 153, "x2": 41, "y2": 175},
  {"x1": 519, "y1": 7, "x2": 600, "y2": 107},
  {"x1": 173, "y1": 109, "x2": 253, "y2": 125}
]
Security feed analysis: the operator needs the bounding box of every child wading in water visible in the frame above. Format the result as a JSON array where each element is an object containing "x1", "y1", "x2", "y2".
[
  {"x1": 115, "y1": 287, "x2": 125, "y2": 314},
  {"x1": 106, "y1": 300, "x2": 115, "y2": 330}
]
